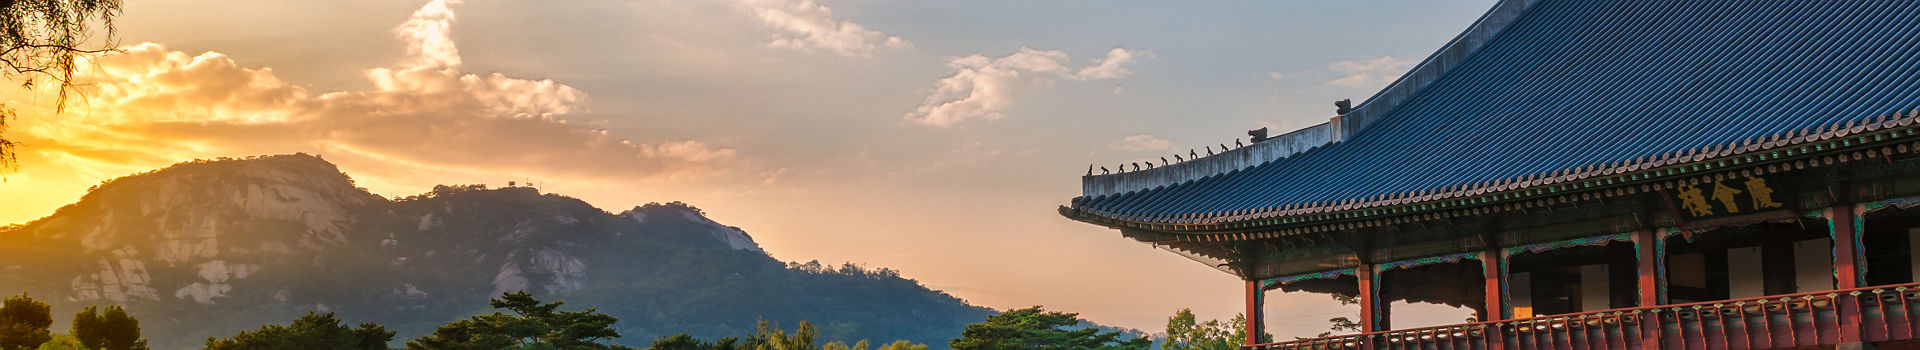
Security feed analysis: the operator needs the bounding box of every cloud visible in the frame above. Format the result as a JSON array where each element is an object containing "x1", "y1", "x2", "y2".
[
  {"x1": 732, "y1": 0, "x2": 910, "y2": 57},
  {"x1": 17, "y1": 0, "x2": 741, "y2": 185},
  {"x1": 1326, "y1": 55, "x2": 1415, "y2": 88},
  {"x1": 1107, "y1": 134, "x2": 1175, "y2": 151},
  {"x1": 906, "y1": 47, "x2": 1143, "y2": 127},
  {"x1": 1071, "y1": 48, "x2": 1145, "y2": 80},
  {"x1": 396, "y1": 0, "x2": 463, "y2": 68},
  {"x1": 1268, "y1": 71, "x2": 1285, "y2": 80}
]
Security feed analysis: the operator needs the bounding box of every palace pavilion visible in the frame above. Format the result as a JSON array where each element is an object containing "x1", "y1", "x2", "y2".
[{"x1": 1063, "y1": 1, "x2": 1920, "y2": 349}]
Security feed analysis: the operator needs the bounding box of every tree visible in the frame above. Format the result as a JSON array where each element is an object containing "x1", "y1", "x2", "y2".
[
  {"x1": 872, "y1": 340, "x2": 925, "y2": 350},
  {"x1": 1162, "y1": 309, "x2": 1229, "y2": 350},
  {"x1": 949, "y1": 306, "x2": 1148, "y2": 350},
  {"x1": 0, "y1": 0, "x2": 123, "y2": 170},
  {"x1": 203, "y1": 312, "x2": 394, "y2": 350},
  {"x1": 1163, "y1": 309, "x2": 1268, "y2": 350},
  {"x1": 646, "y1": 333, "x2": 737, "y2": 350},
  {"x1": 72, "y1": 305, "x2": 148, "y2": 350},
  {"x1": 0, "y1": 293, "x2": 52, "y2": 350},
  {"x1": 645, "y1": 323, "x2": 928, "y2": 350},
  {"x1": 407, "y1": 291, "x2": 626, "y2": 350},
  {"x1": 29, "y1": 334, "x2": 84, "y2": 350},
  {"x1": 821, "y1": 340, "x2": 867, "y2": 350},
  {"x1": 736, "y1": 320, "x2": 815, "y2": 350},
  {"x1": 1313, "y1": 293, "x2": 1362, "y2": 338}
]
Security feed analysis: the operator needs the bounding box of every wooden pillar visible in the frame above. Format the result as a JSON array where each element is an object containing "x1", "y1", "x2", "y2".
[
  {"x1": 1634, "y1": 229, "x2": 1664, "y2": 350},
  {"x1": 1831, "y1": 204, "x2": 1865, "y2": 289},
  {"x1": 1359, "y1": 264, "x2": 1390, "y2": 332},
  {"x1": 1481, "y1": 249, "x2": 1506, "y2": 321},
  {"x1": 1634, "y1": 230, "x2": 1665, "y2": 307},
  {"x1": 1480, "y1": 249, "x2": 1508, "y2": 350},
  {"x1": 1245, "y1": 280, "x2": 1264, "y2": 346},
  {"x1": 1830, "y1": 204, "x2": 1865, "y2": 343}
]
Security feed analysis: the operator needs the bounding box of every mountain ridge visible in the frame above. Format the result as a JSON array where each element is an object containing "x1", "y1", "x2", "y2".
[{"x1": 0, "y1": 154, "x2": 997, "y2": 349}]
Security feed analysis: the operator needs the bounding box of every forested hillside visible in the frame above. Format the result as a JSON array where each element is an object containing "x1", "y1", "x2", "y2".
[{"x1": 0, "y1": 154, "x2": 994, "y2": 349}]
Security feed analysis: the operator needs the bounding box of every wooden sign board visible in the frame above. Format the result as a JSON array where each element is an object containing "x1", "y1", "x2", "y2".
[{"x1": 1669, "y1": 176, "x2": 1787, "y2": 220}]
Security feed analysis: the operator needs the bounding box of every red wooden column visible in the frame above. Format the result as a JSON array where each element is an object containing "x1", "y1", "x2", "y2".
[
  {"x1": 1634, "y1": 230, "x2": 1664, "y2": 307},
  {"x1": 1245, "y1": 280, "x2": 1264, "y2": 347},
  {"x1": 1481, "y1": 249, "x2": 1505, "y2": 321},
  {"x1": 1480, "y1": 249, "x2": 1507, "y2": 350},
  {"x1": 1830, "y1": 204, "x2": 1865, "y2": 343},
  {"x1": 1634, "y1": 229, "x2": 1665, "y2": 350},
  {"x1": 1359, "y1": 264, "x2": 1390, "y2": 332},
  {"x1": 1357, "y1": 264, "x2": 1381, "y2": 350},
  {"x1": 1831, "y1": 204, "x2": 1864, "y2": 289}
]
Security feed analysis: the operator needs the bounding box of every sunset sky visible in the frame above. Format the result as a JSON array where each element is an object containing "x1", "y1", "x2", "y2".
[{"x1": 0, "y1": 0, "x2": 1496, "y2": 337}]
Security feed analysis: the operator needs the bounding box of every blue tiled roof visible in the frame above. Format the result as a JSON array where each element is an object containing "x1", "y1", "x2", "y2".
[{"x1": 1073, "y1": 0, "x2": 1920, "y2": 224}]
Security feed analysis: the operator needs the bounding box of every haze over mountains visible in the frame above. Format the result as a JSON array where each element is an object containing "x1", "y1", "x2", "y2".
[{"x1": 0, "y1": 154, "x2": 997, "y2": 349}]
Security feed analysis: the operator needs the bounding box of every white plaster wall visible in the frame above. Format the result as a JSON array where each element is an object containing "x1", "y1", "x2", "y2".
[
  {"x1": 1579, "y1": 264, "x2": 1609, "y2": 311},
  {"x1": 1795, "y1": 238, "x2": 1835, "y2": 292},
  {"x1": 1910, "y1": 228, "x2": 1920, "y2": 283},
  {"x1": 1511, "y1": 272, "x2": 1533, "y2": 318},
  {"x1": 1728, "y1": 246, "x2": 1764, "y2": 298}
]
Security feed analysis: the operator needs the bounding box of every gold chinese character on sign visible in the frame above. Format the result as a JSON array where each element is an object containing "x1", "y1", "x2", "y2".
[
  {"x1": 1678, "y1": 186, "x2": 1714, "y2": 217},
  {"x1": 1745, "y1": 177, "x2": 1783, "y2": 209},
  {"x1": 1711, "y1": 181, "x2": 1744, "y2": 213}
]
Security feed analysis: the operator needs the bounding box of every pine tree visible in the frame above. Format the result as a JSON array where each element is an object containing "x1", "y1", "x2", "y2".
[
  {"x1": 949, "y1": 306, "x2": 1148, "y2": 350},
  {"x1": 204, "y1": 312, "x2": 393, "y2": 350},
  {"x1": 407, "y1": 291, "x2": 627, "y2": 349},
  {"x1": 73, "y1": 305, "x2": 149, "y2": 350},
  {"x1": 0, "y1": 293, "x2": 51, "y2": 350}
]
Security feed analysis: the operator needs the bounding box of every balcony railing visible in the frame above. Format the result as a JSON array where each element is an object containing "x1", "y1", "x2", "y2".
[{"x1": 1249, "y1": 282, "x2": 1920, "y2": 350}]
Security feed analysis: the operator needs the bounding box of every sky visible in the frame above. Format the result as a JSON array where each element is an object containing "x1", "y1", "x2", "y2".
[{"x1": 0, "y1": 0, "x2": 1497, "y2": 338}]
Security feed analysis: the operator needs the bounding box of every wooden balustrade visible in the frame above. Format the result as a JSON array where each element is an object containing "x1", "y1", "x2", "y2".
[{"x1": 1247, "y1": 283, "x2": 1920, "y2": 350}]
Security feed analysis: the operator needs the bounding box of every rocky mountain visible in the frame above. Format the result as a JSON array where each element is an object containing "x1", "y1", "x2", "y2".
[{"x1": 0, "y1": 154, "x2": 994, "y2": 349}]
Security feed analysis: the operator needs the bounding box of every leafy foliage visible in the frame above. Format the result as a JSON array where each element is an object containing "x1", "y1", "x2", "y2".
[
  {"x1": 641, "y1": 322, "x2": 927, "y2": 350},
  {"x1": 644, "y1": 333, "x2": 733, "y2": 350},
  {"x1": 203, "y1": 312, "x2": 394, "y2": 350},
  {"x1": 0, "y1": 293, "x2": 51, "y2": 350},
  {"x1": 29, "y1": 334, "x2": 83, "y2": 350},
  {"x1": 949, "y1": 307, "x2": 1148, "y2": 350},
  {"x1": 406, "y1": 291, "x2": 627, "y2": 349},
  {"x1": 72, "y1": 305, "x2": 148, "y2": 350},
  {"x1": 0, "y1": 0, "x2": 122, "y2": 170},
  {"x1": 872, "y1": 340, "x2": 926, "y2": 350},
  {"x1": 1163, "y1": 309, "x2": 1268, "y2": 350}
]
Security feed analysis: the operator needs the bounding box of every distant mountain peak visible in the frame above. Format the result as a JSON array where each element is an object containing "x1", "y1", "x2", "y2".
[{"x1": 624, "y1": 202, "x2": 763, "y2": 252}]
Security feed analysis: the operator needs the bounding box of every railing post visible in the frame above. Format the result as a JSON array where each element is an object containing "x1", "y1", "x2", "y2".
[
  {"x1": 1245, "y1": 280, "x2": 1264, "y2": 347},
  {"x1": 1830, "y1": 204, "x2": 1866, "y2": 343}
]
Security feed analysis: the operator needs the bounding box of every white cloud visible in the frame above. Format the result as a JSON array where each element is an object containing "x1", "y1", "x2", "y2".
[
  {"x1": 1267, "y1": 71, "x2": 1285, "y2": 80},
  {"x1": 1326, "y1": 55, "x2": 1415, "y2": 88},
  {"x1": 1107, "y1": 134, "x2": 1175, "y2": 151},
  {"x1": 395, "y1": 0, "x2": 463, "y2": 69},
  {"x1": 20, "y1": 0, "x2": 741, "y2": 184},
  {"x1": 906, "y1": 47, "x2": 1144, "y2": 127},
  {"x1": 732, "y1": 0, "x2": 910, "y2": 57},
  {"x1": 1071, "y1": 48, "x2": 1145, "y2": 80}
]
